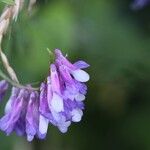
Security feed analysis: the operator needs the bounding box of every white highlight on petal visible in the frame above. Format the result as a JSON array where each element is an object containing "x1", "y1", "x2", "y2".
[
  {"x1": 72, "y1": 69, "x2": 90, "y2": 82},
  {"x1": 51, "y1": 93, "x2": 64, "y2": 113},
  {"x1": 75, "y1": 93, "x2": 85, "y2": 101},
  {"x1": 47, "y1": 77, "x2": 52, "y2": 110},
  {"x1": 58, "y1": 121, "x2": 71, "y2": 133},
  {"x1": 58, "y1": 116, "x2": 71, "y2": 133},
  {"x1": 5, "y1": 99, "x2": 12, "y2": 113},
  {"x1": 50, "y1": 108, "x2": 61, "y2": 122},
  {"x1": 27, "y1": 135, "x2": 34, "y2": 142},
  {"x1": 39, "y1": 115, "x2": 49, "y2": 135},
  {"x1": 71, "y1": 109, "x2": 83, "y2": 122}
]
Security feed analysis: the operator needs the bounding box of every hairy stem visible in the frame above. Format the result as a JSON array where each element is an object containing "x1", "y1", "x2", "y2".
[
  {"x1": 0, "y1": 69, "x2": 39, "y2": 91},
  {"x1": 0, "y1": 0, "x2": 39, "y2": 91},
  {"x1": 0, "y1": 0, "x2": 24, "y2": 82}
]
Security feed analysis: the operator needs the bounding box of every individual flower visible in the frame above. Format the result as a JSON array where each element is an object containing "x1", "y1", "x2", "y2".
[
  {"x1": 131, "y1": 0, "x2": 150, "y2": 10},
  {"x1": 26, "y1": 91, "x2": 39, "y2": 141},
  {"x1": 0, "y1": 80, "x2": 9, "y2": 101},
  {"x1": 39, "y1": 82, "x2": 49, "y2": 138},
  {"x1": 0, "y1": 88, "x2": 28, "y2": 135}
]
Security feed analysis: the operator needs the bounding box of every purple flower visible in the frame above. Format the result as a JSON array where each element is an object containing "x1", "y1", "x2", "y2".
[
  {"x1": 26, "y1": 91, "x2": 39, "y2": 141},
  {"x1": 131, "y1": 0, "x2": 150, "y2": 9},
  {"x1": 0, "y1": 88, "x2": 28, "y2": 135},
  {"x1": 0, "y1": 49, "x2": 90, "y2": 141},
  {"x1": 0, "y1": 80, "x2": 9, "y2": 101},
  {"x1": 39, "y1": 83, "x2": 49, "y2": 137},
  {"x1": 39, "y1": 65, "x2": 71, "y2": 133},
  {"x1": 39, "y1": 49, "x2": 90, "y2": 133},
  {"x1": 55, "y1": 49, "x2": 90, "y2": 82},
  {"x1": 55, "y1": 49, "x2": 89, "y2": 102},
  {"x1": 0, "y1": 86, "x2": 48, "y2": 141}
]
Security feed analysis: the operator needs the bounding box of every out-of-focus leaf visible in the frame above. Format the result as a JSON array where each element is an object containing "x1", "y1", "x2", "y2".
[{"x1": 0, "y1": 0, "x2": 14, "y2": 5}]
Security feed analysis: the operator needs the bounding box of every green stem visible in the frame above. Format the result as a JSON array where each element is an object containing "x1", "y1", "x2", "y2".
[{"x1": 0, "y1": 69, "x2": 39, "y2": 91}]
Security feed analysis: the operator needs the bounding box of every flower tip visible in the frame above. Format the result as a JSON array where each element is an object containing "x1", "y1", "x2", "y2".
[
  {"x1": 73, "y1": 61, "x2": 90, "y2": 69},
  {"x1": 72, "y1": 69, "x2": 90, "y2": 82},
  {"x1": 58, "y1": 121, "x2": 71, "y2": 133},
  {"x1": 39, "y1": 115, "x2": 49, "y2": 136},
  {"x1": 50, "y1": 64, "x2": 57, "y2": 72},
  {"x1": 59, "y1": 127, "x2": 68, "y2": 133},
  {"x1": 71, "y1": 109, "x2": 83, "y2": 122},
  {"x1": 51, "y1": 93, "x2": 64, "y2": 112},
  {"x1": 54, "y1": 49, "x2": 62, "y2": 57},
  {"x1": 54, "y1": 48, "x2": 61, "y2": 53},
  {"x1": 27, "y1": 135, "x2": 34, "y2": 142}
]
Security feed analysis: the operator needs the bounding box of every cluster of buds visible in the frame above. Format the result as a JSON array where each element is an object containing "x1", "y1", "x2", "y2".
[{"x1": 0, "y1": 49, "x2": 90, "y2": 141}]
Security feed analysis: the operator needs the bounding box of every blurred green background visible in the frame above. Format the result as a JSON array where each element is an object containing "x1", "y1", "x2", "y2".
[{"x1": 0, "y1": 0, "x2": 150, "y2": 150}]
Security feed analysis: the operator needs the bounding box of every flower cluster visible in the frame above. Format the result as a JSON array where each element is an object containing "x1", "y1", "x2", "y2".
[
  {"x1": 0, "y1": 87, "x2": 46, "y2": 141},
  {"x1": 39, "y1": 49, "x2": 90, "y2": 133},
  {"x1": 0, "y1": 49, "x2": 90, "y2": 141}
]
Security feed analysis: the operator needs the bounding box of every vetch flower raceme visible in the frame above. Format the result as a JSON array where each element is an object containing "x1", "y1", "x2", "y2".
[
  {"x1": 0, "y1": 86, "x2": 48, "y2": 141},
  {"x1": 0, "y1": 49, "x2": 90, "y2": 141},
  {"x1": 0, "y1": 0, "x2": 89, "y2": 142},
  {"x1": 39, "y1": 49, "x2": 90, "y2": 133}
]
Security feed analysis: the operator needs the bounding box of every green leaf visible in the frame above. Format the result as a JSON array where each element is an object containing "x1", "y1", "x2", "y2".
[{"x1": 0, "y1": 0, "x2": 14, "y2": 5}]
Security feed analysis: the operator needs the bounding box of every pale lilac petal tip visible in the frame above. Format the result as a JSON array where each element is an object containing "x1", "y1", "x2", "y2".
[
  {"x1": 73, "y1": 60, "x2": 90, "y2": 69},
  {"x1": 71, "y1": 69, "x2": 90, "y2": 82}
]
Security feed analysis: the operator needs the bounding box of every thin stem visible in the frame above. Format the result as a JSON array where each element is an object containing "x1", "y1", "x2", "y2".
[
  {"x1": 0, "y1": 1, "x2": 22, "y2": 83},
  {"x1": 0, "y1": 69, "x2": 39, "y2": 91},
  {"x1": 0, "y1": 0, "x2": 40, "y2": 91},
  {"x1": 0, "y1": 49, "x2": 19, "y2": 83}
]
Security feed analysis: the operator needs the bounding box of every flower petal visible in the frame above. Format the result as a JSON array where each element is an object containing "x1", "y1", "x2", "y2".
[
  {"x1": 51, "y1": 93, "x2": 64, "y2": 112},
  {"x1": 50, "y1": 64, "x2": 61, "y2": 94},
  {"x1": 26, "y1": 92, "x2": 39, "y2": 141},
  {"x1": 71, "y1": 109, "x2": 83, "y2": 122},
  {"x1": 39, "y1": 115, "x2": 49, "y2": 135},
  {"x1": 58, "y1": 120, "x2": 71, "y2": 133},
  {"x1": 27, "y1": 135, "x2": 34, "y2": 142},
  {"x1": 75, "y1": 94, "x2": 85, "y2": 102},
  {"x1": 5, "y1": 87, "x2": 20, "y2": 113},
  {"x1": 72, "y1": 69, "x2": 90, "y2": 82},
  {"x1": 73, "y1": 60, "x2": 90, "y2": 69}
]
